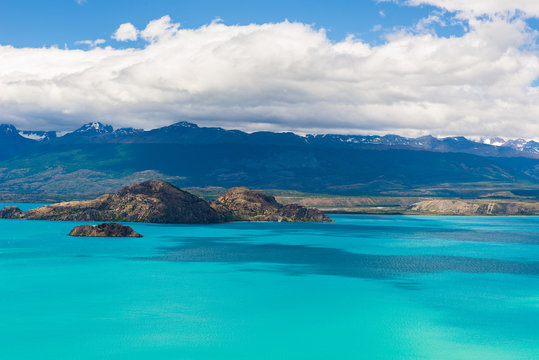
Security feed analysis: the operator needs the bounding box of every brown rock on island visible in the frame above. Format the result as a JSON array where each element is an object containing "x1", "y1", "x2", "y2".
[
  {"x1": 0, "y1": 206, "x2": 25, "y2": 219},
  {"x1": 211, "y1": 186, "x2": 333, "y2": 222},
  {"x1": 0, "y1": 179, "x2": 333, "y2": 224},
  {"x1": 24, "y1": 179, "x2": 221, "y2": 224},
  {"x1": 69, "y1": 223, "x2": 143, "y2": 237}
]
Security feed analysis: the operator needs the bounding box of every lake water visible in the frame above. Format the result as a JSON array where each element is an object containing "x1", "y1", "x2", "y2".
[{"x1": 0, "y1": 207, "x2": 538, "y2": 359}]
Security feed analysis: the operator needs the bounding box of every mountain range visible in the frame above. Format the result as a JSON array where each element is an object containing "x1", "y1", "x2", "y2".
[
  {"x1": 10, "y1": 121, "x2": 539, "y2": 157},
  {"x1": 1, "y1": 121, "x2": 538, "y2": 200}
]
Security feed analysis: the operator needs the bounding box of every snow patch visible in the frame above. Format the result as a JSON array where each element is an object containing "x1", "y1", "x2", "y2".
[
  {"x1": 19, "y1": 132, "x2": 46, "y2": 141},
  {"x1": 74, "y1": 122, "x2": 113, "y2": 134}
]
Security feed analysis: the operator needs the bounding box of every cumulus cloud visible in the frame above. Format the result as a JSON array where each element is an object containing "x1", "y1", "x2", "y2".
[
  {"x1": 140, "y1": 15, "x2": 180, "y2": 42},
  {"x1": 112, "y1": 23, "x2": 139, "y2": 42},
  {"x1": 74, "y1": 38, "x2": 106, "y2": 47},
  {"x1": 0, "y1": 15, "x2": 538, "y2": 139}
]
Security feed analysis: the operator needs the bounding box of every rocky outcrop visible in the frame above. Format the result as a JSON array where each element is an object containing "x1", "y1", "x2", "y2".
[
  {"x1": 0, "y1": 206, "x2": 24, "y2": 219},
  {"x1": 0, "y1": 180, "x2": 333, "y2": 224},
  {"x1": 25, "y1": 179, "x2": 222, "y2": 224},
  {"x1": 407, "y1": 200, "x2": 539, "y2": 215},
  {"x1": 211, "y1": 187, "x2": 334, "y2": 222},
  {"x1": 276, "y1": 203, "x2": 333, "y2": 222},
  {"x1": 69, "y1": 223, "x2": 142, "y2": 237},
  {"x1": 210, "y1": 187, "x2": 281, "y2": 221}
]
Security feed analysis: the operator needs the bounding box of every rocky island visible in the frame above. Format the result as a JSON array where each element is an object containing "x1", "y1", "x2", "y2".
[
  {"x1": 69, "y1": 223, "x2": 143, "y2": 237},
  {"x1": 0, "y1": 179, "x2": 333, "y2": 224},
  {"x1": 211, "y1": 186, "x2": 332, "y2": 222},
  {"x1": 0, "y1": 206, "x2": 25, "y2": 219}
]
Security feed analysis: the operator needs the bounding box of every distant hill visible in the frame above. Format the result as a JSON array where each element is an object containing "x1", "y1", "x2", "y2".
[{"x1": 0, "y1": 121, "x2": 538, "y2": 200}]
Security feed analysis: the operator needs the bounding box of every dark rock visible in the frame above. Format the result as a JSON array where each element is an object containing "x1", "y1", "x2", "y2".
[
  {"x1": 69, "y1": 223, "x2": 142, "y2": 237},
  {"x1": 25, "y1": 179, "x2": 222, "y2": 224},
  {"x1": 277, "y1": 203, "x2": 334, "y2": 222},
  {"x1": 211, "y1": 187, "x2": 334, "y2": 222},
  {"x1": 0, "y1": 206, "x2": 25, "y2": 219}
]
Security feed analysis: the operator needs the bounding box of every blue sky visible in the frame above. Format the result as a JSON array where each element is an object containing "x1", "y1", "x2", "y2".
[
  {"x1": 1, "y1": 0, "x2": 463, "y2": 47},
  {"x1": 0, "y1": 0, "x2": 538, "y2": 138}
]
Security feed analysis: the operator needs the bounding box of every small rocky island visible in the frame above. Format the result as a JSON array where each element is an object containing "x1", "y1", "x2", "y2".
[
  {"x1": 0, "y1": 179, "x2": 333, "y2": 224},
  {"x1": 0, "y1": 206, "x2": 24, "y2": 219},
  {"x1": 69, "y1": 223, "x2": 143, "y2": 237}
]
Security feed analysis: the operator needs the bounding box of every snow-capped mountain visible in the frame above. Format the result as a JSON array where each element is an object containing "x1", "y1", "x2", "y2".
[
  {"x1": 478, "y1": 137, "x2": 539, "y2": 154},
  {"x1": 169, "y1": 121, "x2": 199, "y2": 129},
  {"x1": 73, "y1": 122, "x2": 114, "y2": 134},
  {"x1": 112, "y1": 128, "x2": 144, "y2": 136},
  {"x1": 306, "y1": 133, "x2": 539, "y2": 157},
  {"x1": 0, "y1": 124, "x2": 19, "y2": 135},
  {"x1": 54, "y1": 122, "x2": 117, "y2": 144},
  {"x1": 478, "y1": 137, "x2": 506, "y2": 147},
  {"x1": 521, "y1": 141, "x2": 539, "y2": 154}
]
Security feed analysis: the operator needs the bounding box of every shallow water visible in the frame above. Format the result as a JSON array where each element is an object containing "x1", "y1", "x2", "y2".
[{"x1": 0, "y1": 207, "x2": 538, "y2": 359}]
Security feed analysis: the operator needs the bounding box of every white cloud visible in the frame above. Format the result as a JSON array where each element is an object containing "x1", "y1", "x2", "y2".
[
  {"x1": 0, "y1": 15, "x2": 538, "y2": 139},
  {"x1": 77, "y1": 0, "x2": 86, "y2": 4},
  {"x1": 398, "y1": 0, "x2": 539, "y2": 18},
  {"x1": 74, "y1": 39, "x2": 106, "y2": 47},
  {"x1": 140, "y1": 15, "x2": 180, "y2": 43},
  {"x1": 113, "y1": 23, "x2": 139, "y2": 42}
]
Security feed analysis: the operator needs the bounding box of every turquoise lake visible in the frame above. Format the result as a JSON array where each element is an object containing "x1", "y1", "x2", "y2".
[{"x1": 0, "y1": 208, "x2": 538, "y2": 359}]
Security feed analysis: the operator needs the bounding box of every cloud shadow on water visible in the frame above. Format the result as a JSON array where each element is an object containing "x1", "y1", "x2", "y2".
[{"x1": 142, "y1": 239, "x2": 539, "y2": 280}]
